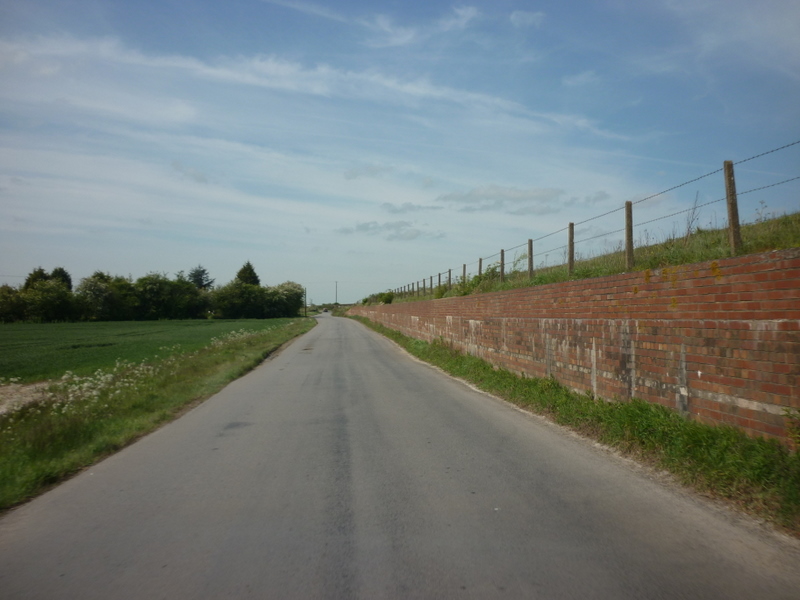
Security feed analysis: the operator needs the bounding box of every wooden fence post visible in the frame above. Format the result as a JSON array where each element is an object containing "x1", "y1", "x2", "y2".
[
  {"x1": 478, "y1": 258, "x2": 483, "y2": 277},
  {"x1": 528, "y1": 239, "x2": 534, "y2": 279},
  {"x1": 724, "y1": 160, "x2": 742, "y2": 256},
  {"x1": 448, "y1": 269, "x2": 452, "y2": 289},
  {"x1": 463, "y1": 264, "x2": 467, "y2": 284},
  {"x1": 438, "y1": 273, "x2": 441, "y2": 288},
  {"x1": 568, "y1": 223, "x2": 575, "y2": 275},
  {"x1": 625, "y1": 201, "x2": 634, "y2": 270},
  {"x1": 500, "y1": 249, "x2": 505, "y2": 282}
]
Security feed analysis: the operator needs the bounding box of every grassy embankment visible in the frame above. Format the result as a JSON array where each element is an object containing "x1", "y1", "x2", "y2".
[
  {"x1": 392, "y1": 210, "x2": 800, "y2": 301},
  {"x1": 349, "y1": 316, "x2": 800, "y2": 535},
  {"x1": 0, "y1": 318, "x2": 315, "y2": 510}
]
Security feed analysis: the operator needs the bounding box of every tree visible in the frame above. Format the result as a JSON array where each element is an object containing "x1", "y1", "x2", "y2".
[
  {"x1": 134, "y1": 273, "x2": 176, "y2": 320},
  {"x1": 23, "y1": 267, "x2": 50, "y2": 290},
  {"x1": 188, "y1": 265, "x2": 214, "y2": 290},
  {"x1": 0, "y1": 285, "x2": 25, "y2": 323},
  {"x1": 210, "y1": 281, "x2": 267, "y2": 319},
  {"x1": 50, "y1": 267, "x2": 73, "y2": 291},
  {"x1": 269, "y1": 281, "x2": 305, "y2": 317},
  {"x1": 21, "y1": 279, "x2": 75, "y2": 322},
  {"x1": 235, "y1": 261, "x2": 260, "y2": 286},
  {"x1": 76, "y1": 272, "x2": 138, "y2": 321},
  {"x1": 171, "y1": 272, "x2": 208, "y2": 319}
]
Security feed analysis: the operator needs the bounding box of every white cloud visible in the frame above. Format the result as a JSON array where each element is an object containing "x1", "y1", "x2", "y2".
[
  {"x1": 171, "y1": 160, "x2": 208, "y2": 184},
  {"x1": 438, "y1": 6, "x2": 480, "y2": 32},
  {"x1": 344, "y1": 164, "x2": 393, "y2": 180},
  {"x1": 359, "y1": 14, "x2": 419, "y2": 47},
  {"x1": 510, "y1": 11, "x2": 545, "y2": 29},
  {"x1": 335, "y1": 220, "x2": 444, "y2": 241},
  {"x1": 360, "y1": 6, "x2": 480, "y2": 48},
  {"x1": 562, "y1": 70, "x2": 600, "y2": 87},
  {"x1": 437, "y1": 185, "x2": 565, "y2": 214},
  {"x1": 645, "y1": 0, "x2": 800, "y2": 78},
  {"x1": 0, "y1": 36, "x2": 524, "y2": 114},
  {"x1": 260, "y1": 0, "x2": 347, "y2": 23},
  {"x1": 1, "y1": 35, "x2": 627, "y2": 146},
  {"x1": 381, "y1": 202, "x2": 442, "y2": 214}
]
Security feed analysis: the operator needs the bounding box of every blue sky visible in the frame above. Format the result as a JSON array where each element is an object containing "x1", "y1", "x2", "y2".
[{"x1": 1, "y1": 0, "x2": 798, "y2": 304}]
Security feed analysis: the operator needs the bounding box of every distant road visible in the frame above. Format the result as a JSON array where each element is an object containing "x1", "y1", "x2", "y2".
[{"x1": 1, "y1": 314, "x2": 799, "y2": 599}]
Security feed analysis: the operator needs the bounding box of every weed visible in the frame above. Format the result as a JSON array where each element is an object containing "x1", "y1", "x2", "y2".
[{"x1": 785, "y1": 408, "x2": 800, "y2": 451}]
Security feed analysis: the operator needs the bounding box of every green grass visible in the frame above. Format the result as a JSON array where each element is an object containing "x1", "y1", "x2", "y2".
[
  {"x1": 0, "y1": 319, "x2": 298, "y2": 383},
  {"x1": 387, "y1": 211, "x2": 800, "y2": 302},
  {"x1": 0, "y1": 318, "x2": 315, "y2": 510},
  {"x1": 351, "y1": 315, "x2": 800, "y2": 535}
]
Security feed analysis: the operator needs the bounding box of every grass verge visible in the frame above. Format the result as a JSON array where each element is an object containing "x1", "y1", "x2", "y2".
[
  {"x1": 385, "y1": 211, "x2": 800, "y2": 303},
  {"x1": 0, "y1": 318, "x2": 315, "y2": 510},
  {"x1": 350, "y1": 315, "x2": 800, "y2": 535}
]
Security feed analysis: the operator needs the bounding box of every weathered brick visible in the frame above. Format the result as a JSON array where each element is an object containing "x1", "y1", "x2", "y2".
[{"x1": 351, "y1": 249, "x2": 800, "y2": 444}]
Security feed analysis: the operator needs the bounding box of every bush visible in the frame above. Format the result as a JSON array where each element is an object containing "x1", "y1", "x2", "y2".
[
  {"x1": 20, "y1": 280, "x2": 76, "y2": 322},
  {"x1": 76, "y1": 273, "x2": 139, "y2": 321},
  {"x1": 376, "y1": 291, "x2": 395, "y2": 304}
]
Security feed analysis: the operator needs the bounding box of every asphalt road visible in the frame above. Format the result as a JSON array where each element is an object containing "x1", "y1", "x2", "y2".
[{"x1": 1, "y1": 314, "x2": 799, "y2": 599}]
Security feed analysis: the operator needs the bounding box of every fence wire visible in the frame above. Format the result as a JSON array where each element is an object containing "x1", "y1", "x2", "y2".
[{"x1": 384, "y1": 140, "x2": 799, "y2": 297}]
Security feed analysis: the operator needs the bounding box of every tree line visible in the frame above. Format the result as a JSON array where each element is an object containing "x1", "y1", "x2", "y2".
[{"x1": 0, "y1": 262, "x2": 305, "y2": 323}]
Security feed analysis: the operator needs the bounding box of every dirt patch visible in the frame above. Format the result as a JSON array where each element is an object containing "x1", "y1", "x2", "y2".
[{"x1": 0, "y1": 383, "x2": 51, "y2": 415}]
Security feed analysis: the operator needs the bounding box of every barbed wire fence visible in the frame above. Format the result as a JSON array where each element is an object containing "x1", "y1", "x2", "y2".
[{"x1": 379, "y1": 140, "x2": 800, "y2": 301}]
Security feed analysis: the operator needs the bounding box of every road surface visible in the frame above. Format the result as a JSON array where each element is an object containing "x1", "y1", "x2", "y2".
[{"x1": 1, "y1": 314, "x2": 799, "y2": 599}]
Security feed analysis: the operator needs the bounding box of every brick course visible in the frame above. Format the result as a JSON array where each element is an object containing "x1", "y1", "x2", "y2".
[{"x1": 349, "y1": 249, "x2": 800, "y2": 443}]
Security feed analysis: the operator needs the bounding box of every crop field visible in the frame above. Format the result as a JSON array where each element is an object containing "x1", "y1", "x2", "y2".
[
  {"x1": 0, "y1": 317, "x2": 316, "y2": 509},
  {"x1": 0, "y1": 319, "x2": 300, "y2": 383}
]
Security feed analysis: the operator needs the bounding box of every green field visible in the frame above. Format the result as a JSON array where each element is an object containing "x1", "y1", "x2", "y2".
[
  {"x1": 1, "y1": 318, "x2": 316, "y2": 510},
  {"x1": 0, "y1": 319, "x2": 299, "y2": 383}
]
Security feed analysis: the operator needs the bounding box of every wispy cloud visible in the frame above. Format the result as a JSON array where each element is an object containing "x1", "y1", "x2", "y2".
[
  {"x1": 562, "y1": 70, "x2": 600, "y2": 87},
  {"x1": 335, "y1": 220, "x2": 444, "y2": 241},
  {"x1": 260, "y1": 0, "x2": 347, "y2": 23},
  {"x1": 0, "y1": 36, "x2": 522, "y2": 113},
  {"x1": 437, "y1": 185, "x2": 565, "y2": 215},
  {"x1": 510, "y1": 11, "x2": 545, "y2": 29},
  {"x1": 1, "y1": 35, "x2": 625, "y2": 143},
  {"x1": 381, "y1": 202, "x2": 442, "y2": 214},
  {"x1": 630, "y1": 0, "x2": 800, "y2": 79},
  {"x1": 359, "y1": 15, "x2": 419, "y2": 47},
  {"x1": 438, "y1": 6, "x2": 481, "y2": 33},
  {"x1": 171, "y1": 160, "x2": 208, "y2": 184},
  {"x1": 344, "y1": 164, "x2": 393, "y2": 180},
  {"x1": 360, "y1": 6, "x2": 480, "y2": 48}
]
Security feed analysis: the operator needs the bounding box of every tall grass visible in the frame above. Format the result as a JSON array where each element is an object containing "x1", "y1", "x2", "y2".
[
  {"x1": 0, "y1": 319, "x2": 315, "y2": 510},
  {"x1": 351, "y1": 316, "x2": 800, "y2": 534},
  {"x1": 389, "y1": 210, "x2": 800, "y2": 302}
]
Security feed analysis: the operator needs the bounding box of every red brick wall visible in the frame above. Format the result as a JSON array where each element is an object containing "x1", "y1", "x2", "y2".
[{"x1": 349, "y1": 249, "x2": 800, "y2": 443}]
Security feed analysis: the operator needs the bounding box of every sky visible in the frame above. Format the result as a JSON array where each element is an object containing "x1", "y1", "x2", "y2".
[{"x1": 1, "y1": 0, "x2": 798, "y2": 304}]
